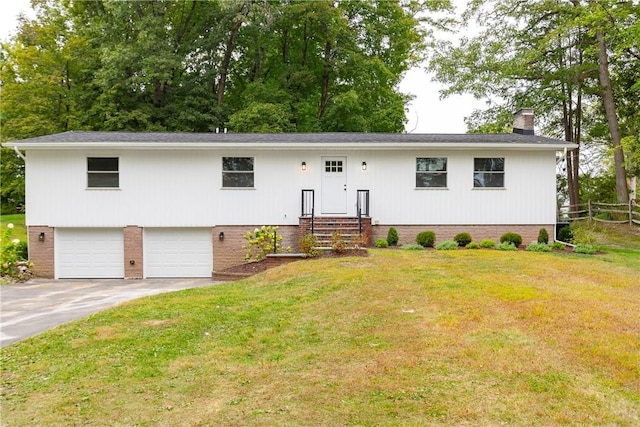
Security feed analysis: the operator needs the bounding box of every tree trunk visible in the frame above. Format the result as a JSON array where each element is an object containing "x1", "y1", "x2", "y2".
[
  {"x1": 596, "y1": 30, "x2": 629, "y2": 203},
  {"x1": 216, "y1": 5, "x2": 248, "y2": 105},
  {"x1": 318, "y1": 41, "x2": 332, "y2": 119}
]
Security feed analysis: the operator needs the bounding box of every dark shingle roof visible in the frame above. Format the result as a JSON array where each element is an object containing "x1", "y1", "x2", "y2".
[{"x1": 6, "y1": 131, "x2": 567, "y2": 145}]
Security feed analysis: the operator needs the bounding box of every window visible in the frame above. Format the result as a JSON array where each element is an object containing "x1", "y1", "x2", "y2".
[
  {"x1": 222, "y1": 157, "x2": 254, "y2": 188},
  {"x1": 325, "y1": 160, "x2": 343, "y2": 173},
  {"x1": 473, "y1": 157, "x2": 504, "y2": 188},
  {"x1": 416, "y1": 157, "x2": 447, "y2": 188},
  {"x1": 87, "y1": 157, "x2": 119, "y2": 188}
]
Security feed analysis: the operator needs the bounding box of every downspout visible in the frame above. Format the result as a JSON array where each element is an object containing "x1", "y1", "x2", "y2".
[{"x1": 13, "y1": 146, "x2": 26, "y2": 161}]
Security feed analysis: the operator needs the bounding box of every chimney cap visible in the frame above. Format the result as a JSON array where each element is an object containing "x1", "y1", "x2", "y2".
[{"x1": 513, "y1": 108, "x2": 535, "y2": 135}]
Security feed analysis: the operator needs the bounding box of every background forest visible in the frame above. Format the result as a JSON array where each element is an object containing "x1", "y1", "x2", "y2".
[{"x1": 1, "y1": 0, "x2": 638, "y2": 214}]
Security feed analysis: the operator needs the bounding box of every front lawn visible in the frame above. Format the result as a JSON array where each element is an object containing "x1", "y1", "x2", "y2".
[{"x1": 1, "y1": 248, "x2": 638, "y2": 426}]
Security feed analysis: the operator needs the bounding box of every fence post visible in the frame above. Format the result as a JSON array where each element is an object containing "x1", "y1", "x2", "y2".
[
  {"x1": 588, "y1": 200, "x2": 592, "y2": 220},
  {"x1": 273, "y1": 229, "x2": 277, "y2": 254}
]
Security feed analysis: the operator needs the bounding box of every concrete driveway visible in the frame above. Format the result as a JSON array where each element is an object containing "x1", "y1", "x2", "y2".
[{"x1": 0, "y1": 278, "x2": 220, "y2": 347}]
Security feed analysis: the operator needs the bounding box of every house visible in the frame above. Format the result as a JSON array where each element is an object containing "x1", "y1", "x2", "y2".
[{"x1": 4, "y1": 109, "x2": 575, "y2": 279}]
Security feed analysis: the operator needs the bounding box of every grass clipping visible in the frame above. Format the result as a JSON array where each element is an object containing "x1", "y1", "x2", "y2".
[{"x1": 2, "y1": 249, "x2": 639, "y2": 426}]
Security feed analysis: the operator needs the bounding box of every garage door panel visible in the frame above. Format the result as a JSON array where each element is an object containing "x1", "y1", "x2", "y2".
[
  {"x1": 56, "y1": 229, "x2": 124, "y2": 279},
  {"x1": 144, "y1": 228, "x2": 212, "y2": 278}
]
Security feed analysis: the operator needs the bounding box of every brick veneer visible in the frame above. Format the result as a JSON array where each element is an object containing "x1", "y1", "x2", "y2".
[
  {"x1": 28, "y1": 226, "x2": 55, "y2": 278},
  {"x1": 124, "y1": 226, "x2": 143, "y2": 278},
  {"x1": 370, "y1": 224, "x2": 555, "y2": 247}
]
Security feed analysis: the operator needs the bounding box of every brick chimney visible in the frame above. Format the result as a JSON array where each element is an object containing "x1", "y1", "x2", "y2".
[{"x1": 513, "y1": 108, "x2": 534, "y2": 135}]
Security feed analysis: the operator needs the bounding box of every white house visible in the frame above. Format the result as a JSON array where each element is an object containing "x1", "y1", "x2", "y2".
[{"x1": 5, "y1": 109, "x2": 575, "y2": 279}]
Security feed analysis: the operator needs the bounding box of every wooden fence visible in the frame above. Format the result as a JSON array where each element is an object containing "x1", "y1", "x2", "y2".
[{"x1": 558, "y1": 200, "x2": 640, "y2": 225}]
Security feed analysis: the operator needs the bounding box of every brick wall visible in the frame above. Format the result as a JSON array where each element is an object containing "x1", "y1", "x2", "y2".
[
  {"x1": 28, "y1": 226, "x2": 55, "y2": 278},
  {"x1": 124, "y1": 226, "x2": 143, "y2": 278},
  {"x1": 370, "y1": 224, "x2": 555, "y2": 247}
]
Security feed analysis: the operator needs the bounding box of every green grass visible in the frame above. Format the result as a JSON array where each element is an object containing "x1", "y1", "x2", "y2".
[
  {"x1": 0, "y1": 213, "x2": 26, "y2": 243},
  {"x1": 1, "y1": 245, "x2": 639, "y2": 425}
]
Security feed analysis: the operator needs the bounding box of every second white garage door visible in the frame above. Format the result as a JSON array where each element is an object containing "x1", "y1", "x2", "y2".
[{"x1": 144, "y1": 228, "x2": 213, "y2": 278}]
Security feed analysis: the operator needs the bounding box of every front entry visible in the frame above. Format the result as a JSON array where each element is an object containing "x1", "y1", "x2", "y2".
[{"x1": 321, "y1": 156, "x2": 347, "y2": 214}]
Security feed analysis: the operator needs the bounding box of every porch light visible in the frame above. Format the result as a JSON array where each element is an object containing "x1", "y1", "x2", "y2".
[
  {"x1": 362, "y1": 161, "x2": 367, "y2": 171},
  {"x1": 218, "y1": 231, "x2": 225, "y2": 241},
  {"x1": 39, "y1": 232, "x2": 45, "y2": 241},
  {"x1": 301, "y1": 161, "x2": 306, "y2": 171}
]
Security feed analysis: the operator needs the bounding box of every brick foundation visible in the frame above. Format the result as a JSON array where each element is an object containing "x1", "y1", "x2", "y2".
[
  {"x1": 28, "y1": 226, "x2": 55, "y2": 278},
  {"x1": 124, "y1": 226, "x2": 143, "y2": 278},
  {"x1": 370, "y1": 224, "x2": 555, "y2": 247}
]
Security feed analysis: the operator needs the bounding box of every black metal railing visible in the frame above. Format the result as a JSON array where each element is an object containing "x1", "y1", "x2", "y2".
[
  {"x1": 357, "y1": 189, "x2": 370, "y2": 233},
  {"x1": 301, "y1": 189, "x2": 315, "y2": 234}
]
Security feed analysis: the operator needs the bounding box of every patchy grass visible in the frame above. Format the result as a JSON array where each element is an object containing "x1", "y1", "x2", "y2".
[
  {"x1": 1, "y1": 248, "x2": 639, "y2": 426},
  {"x1": 0, "y1": 214, "x2": 26, "y2": 243}
]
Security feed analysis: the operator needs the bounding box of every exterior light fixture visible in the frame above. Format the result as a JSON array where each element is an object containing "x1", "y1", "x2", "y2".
[
  {"x1": 218, "y1": 231, "x2": 225, "y2": 241},
  {"x1": 39, "y1": 232, "x2": 45, "y2": 241},
  {"x1": 301, "y1": 161, "x2": 306, "y2": 171},
  {"x1": 362, "y1": 161, "x2": 367, "y2": 171}
]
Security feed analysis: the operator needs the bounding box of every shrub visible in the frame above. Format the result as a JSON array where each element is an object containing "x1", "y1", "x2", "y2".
[
  {"x1": 571, "y1": 226, "x2": 596, "y2": 246},
  {"x1": 375, "y1": 238, "x2": 389, "y2": 248},
  {"x1": 557, "y1": 226, "x2": 573, "y2": 243},
  {"x1": 480, "y1": 239, "x2": 496, "y2": 249},
  {"x1": 243, "y1": 225, "x2": 291, "y2": 261},
  {"x1": 401, "y1": 244, "x2": 424, "y2": 250},
  {"x1": 537, "y1": 228, "x2": 549, "y2": 244},
  {"x1": 574, "y1": 244, "x2": 596, "y2": 255},
  {"x1": 0, "y1": 223, "x2": 32, "y2": 281},
  {"x1": 331, "y1": 231, "x2": 347, "y2": 254},
  {"x1": 386, "y1": 227, "x2": 399, "y2": 246},
  {"x1": 436, "y1": 240, "x2": 458, "y2": 250},
  {"x1": 551, "y1": 241, "x2": 566, "y2": 251},
  {"x1": 500, "y1": 232, "x2": 522, "y2": 248},
  {"x1": 453, "y1": 232, "x2": 472, "y2": 247},
  {"x1": 526, "y1": 242, "x2": 551, "y2": 252},
  {"x1": 416, "y1": 231, "x2": 436, "y2": 248},
  {"x1": 497, "y1": 241, "x2": 518, "y2": 251},
  {"x1": 466, "y1": 242, "x2": 480, "y2": 249},
  {"x1": 299, "y1": 233, "x2": 320, "y2": 257}
]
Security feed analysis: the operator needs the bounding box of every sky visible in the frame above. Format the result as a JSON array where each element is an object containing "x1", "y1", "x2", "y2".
[{"x1": 0, "y1": 0, "x2": 485, "y2": 134}]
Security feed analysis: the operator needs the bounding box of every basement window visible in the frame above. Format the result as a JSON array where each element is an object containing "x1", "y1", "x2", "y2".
[
  {"x1": 87, "y1": 157, "x2": 119, "y2": 188},
  {"x1": 222, "y1": 157, "x2": 254, "y2": 188},
  {"x1": 416, "y1": 157, "x2": 447, "y2": 188},
  {"x1": 473, "y1": 157, "x2": 504, "y2": 188}
]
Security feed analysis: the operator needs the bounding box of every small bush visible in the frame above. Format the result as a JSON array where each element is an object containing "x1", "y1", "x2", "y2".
[
  {"x1": 299, "y1": 233, "x2": 320, "y2": 257},
  {"x1": 480, "y1": 239, "x2": 496, "y2": 249},
  {"x1": 401, "y1": 244, "x2": 424, "y2": 250},
  {"x1": 497, "y1": 241, "x2": 518, "y2": 251},
  {"x1": 243, "y1": 225, "x2": 290, "y2": 261},
  {"x1": 331, "y1": 231, "x2": 347, "y2": 254},
  {"x1": 526, "y1": 242, "x2": 551, "y2": 252},
  {"x1": 386, "y1": 227, "x2": 399, "y2": 246},
  {"x1": 466, "y1": 242, "x2": 480, "y2": 249},
  {"x1": 537, "y1": 228, "x2": 549, "y2": 244},
  {"x1": 1, "y1": 223, "x2": 32, "y2": 282},
  {"x1": 574, "y1": 244, "x2": 596, "y2": 255},
  {"x1": 453, "y1": 232, "x2": 472, "y2": 247},
  {"x1": 551, "y1": 241, "x2": 566, "y2": 251},
  {"x1": 571, "y1": 226, "x2": 596, "y2": 246},
  {"x1": 500, "y1": 232, "x2": 522, "y2": 248},
  {"x1": 557, "y1": 226, "x2": 573, "y2": 243},
  {"x1": 416, "y1": 231, "x2": 436, "y2": 248},
  {"x1": 375, "y1": 238, "x2": 389, "y2": 248},
  {"x1": 436, "y1": 240, "x2": 458, "y2": 250}
]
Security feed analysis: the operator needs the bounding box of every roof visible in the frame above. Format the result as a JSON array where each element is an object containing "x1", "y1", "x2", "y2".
[{"x1": 3, "y1": 131, "x2": 576, "y2": 150}]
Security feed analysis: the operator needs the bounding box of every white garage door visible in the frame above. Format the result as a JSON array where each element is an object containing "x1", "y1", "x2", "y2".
[
  {"x1": 56, "y1": 228, "x2": 124, "y2": 279},
  {"x1": 144, "y1": 228, "x2": 213, "y2": 278}
]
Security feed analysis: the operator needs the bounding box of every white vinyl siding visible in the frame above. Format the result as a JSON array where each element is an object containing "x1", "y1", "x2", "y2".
[
  {"x1": 144, "y1": 228, "x2": 212, "y2": 278},
  {"x1": 56, "y1": 228, "x2": 124, "y2": 278}
]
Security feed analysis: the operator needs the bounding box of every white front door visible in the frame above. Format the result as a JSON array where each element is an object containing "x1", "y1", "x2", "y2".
[{"x1": 321, "y1": 156, "x2": 347, "y2": 214}]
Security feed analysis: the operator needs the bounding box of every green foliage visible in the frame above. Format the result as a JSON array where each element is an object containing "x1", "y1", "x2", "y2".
[
  {"x1": 497, "y1": 242, "x2": 518, "y2": 251},
  {"x1": 480, "y1": 239, "x2": 496, "y2": 249},
  {"x1": 453, "y1": 232, "x2": 472, "y2": 247},
  {"x1": 574, "y1": 244, "x2": 597, "y2": 255},
  {"x1": 558, "y1": 226, "x2": 573, "y2": 243},
  {"x1": 436, "y1": 240, "x2": 458, "y2": 250},
  {"x1": 386, "y1": 227, "x2": 399, "y2": 246},
  {"x1": 331, "y1": 231, "x2": 347, "y2": 254},
  {"x1": 500, "y1": 233, "x2": 523, "y2": 248},
  {"x1": 525, "y1": 242, "x2": 552, "y2": 252},
  {"x1": 466, "y1": 242, "x2": 480, "y2": 249},
  {"x1": 243, "y1": 226, "x2": 289, "y2": 261},
  {"x1": 1, "y1": 222, "x2": 32, "y2": 281},
  {"x1": 537, "y1": 228, "x2": 549, "y2": 244},
  {"x1": 0, "y1": 149, "x2": 25, "y2": 214},
  {"x1": 551, "y1": 242, "x2": 567, "y2": 251},
  {"x1": 571, "y1": 225, "x2": 597, "y2": 246},
  {"x1": 299, "y1": 233, "x2": 320, "y2": 258},
  {"x1": 401, "y1": 244, "x2": 424, "y2": 250},
  {"x1": 375, "y1": 238, "x2": 389, "y2": 248},
  {"x1": 416, "y1": 231, "x2": 436, "y2": 248}
]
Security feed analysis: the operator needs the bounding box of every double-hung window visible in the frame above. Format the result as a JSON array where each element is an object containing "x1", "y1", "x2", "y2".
[
  {"x1": 87, "y1": 157, "x2": 119, "y2": 188},
  {"x1": 222, "y1": 157, "x2": 254, "y2": 188},
  {"x1": 416, "y1": 157, "x2": 447, "y2": 188},
  {"x1": 473, "y1": 157, "x2": 504, "y2": 188}
]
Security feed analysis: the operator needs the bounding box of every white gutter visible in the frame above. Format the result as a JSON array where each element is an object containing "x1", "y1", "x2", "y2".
[{"x1": 12, "y1": 146, "x2": 26, "y2": 161}]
